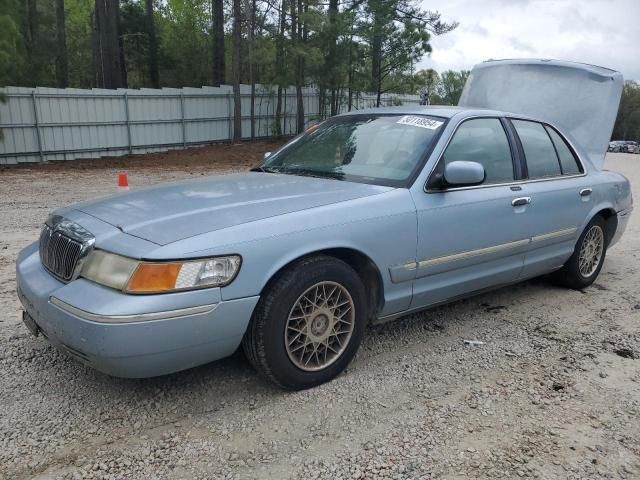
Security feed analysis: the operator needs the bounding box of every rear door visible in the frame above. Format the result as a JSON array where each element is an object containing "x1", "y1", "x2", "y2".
[{"x1": 508, "y1": 119, "x2": 593, "y2": 278}]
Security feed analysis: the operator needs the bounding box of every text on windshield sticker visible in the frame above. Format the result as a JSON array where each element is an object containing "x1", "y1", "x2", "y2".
[{"x1": 397, "y1": 116, "x2": 443, "y2": 130}]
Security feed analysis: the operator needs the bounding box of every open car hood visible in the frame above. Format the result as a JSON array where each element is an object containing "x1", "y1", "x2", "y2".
[{"x1": 458, "y1": 59, "x2": 623, "y2": 169}]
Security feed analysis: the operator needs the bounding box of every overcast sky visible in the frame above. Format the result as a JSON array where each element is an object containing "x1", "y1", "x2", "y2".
[{"x1": 417, "y1": 0, "x2": 640, "y2": 81}]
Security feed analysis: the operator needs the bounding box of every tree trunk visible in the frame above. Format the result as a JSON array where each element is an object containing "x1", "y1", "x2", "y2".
[
  {"x1": 232, "y1": 0, "x2": 242, "y2": 142},
  {"x1": 25, "y1": 0, "x2": 38, "y2": 83},
  {"x1": 327, "y1": 0, "x2": 338, "y2": 116},
  {"x1": 94, "y1": 0, "x2": 126, "y2": 89},
  {"x1": 295, "y1": 0, "x2": 305, "y2": 133},
  {"x1": 145, "y1": 0, "x2": 159, "y2": 88},
  {"x1": 117, "y1": 6, "x2": 128, "y2": 88},
  {"x1": 212, "y1": 0, "x2": 225, "y2": 86},
  {"x1": 274, "y1": 0, "x2": 287, "y2": 136},
  {"x1": 55, "y1": 0, "x2": 68, "y2": 88},
  {"x1": 248, "y1": 0, "x2": 255, "y2": 139},
  {"x1": 290, "y1": 0, "x2": 298, "y2": 131},
  {"x1": 347, "y1": 23, "x2": 354, "y2": 112},
  {"x1": 371, "y1": 11, "x2": 382, "y2": 98},
  {"x1": 318, "y1": 86, "x2": 325, "y2": 119}
]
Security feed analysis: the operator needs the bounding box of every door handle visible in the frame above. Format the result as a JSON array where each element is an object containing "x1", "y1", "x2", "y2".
[
  {"x1": 512, "y1": 197, "x2": 531, "y2": 207},
  {"x1": 579, "y1": 188, "x2": 593, "y2": 197}
]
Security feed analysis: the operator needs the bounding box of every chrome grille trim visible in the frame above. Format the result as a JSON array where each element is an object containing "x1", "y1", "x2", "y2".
[
  {"x1": 40, "y1": 225, "x2": 83, "y2": 281},
  {"x1": 39, "y1": 216, "x2": 95, "y2": 282}
]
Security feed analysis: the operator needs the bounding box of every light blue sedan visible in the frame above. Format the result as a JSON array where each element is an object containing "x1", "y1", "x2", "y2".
[{"x1": 16, "y1": 60, "x2": 633, "y2": 389}]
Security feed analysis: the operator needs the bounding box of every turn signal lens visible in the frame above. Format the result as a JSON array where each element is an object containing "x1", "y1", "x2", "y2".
[{"x1": 127, "y1": 263, "x2": 182, "y2": 293}]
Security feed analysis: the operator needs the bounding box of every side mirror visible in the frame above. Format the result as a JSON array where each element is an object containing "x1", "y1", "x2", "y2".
[
  {"x1": 443, "y1": 161, "x2": 485, "y2": 186},
  {"x1": 263, "y1": 151, "x2": 272, "y2": 160}
]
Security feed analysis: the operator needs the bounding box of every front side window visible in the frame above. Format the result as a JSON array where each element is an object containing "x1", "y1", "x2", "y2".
[
  {"x1": 259, "y1": 114, "x2": 445, "y2": 187},
  {"x1": 442, "y1": 118, "x2": 514, "y2": 184},
  {"x1": 512, "y1": 119, "x2": 562, "y2": 178}
]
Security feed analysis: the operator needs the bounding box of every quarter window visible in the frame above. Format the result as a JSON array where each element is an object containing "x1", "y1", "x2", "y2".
[
  {"x1": 512, "y1": 120, "x2": 561, "y2": 178},
  {"x1": 545, "y1": 126, "x2": 582, "y2": 175},
  {"x1": 442, "y1": 118, "x2": 514, "y2": 184}
]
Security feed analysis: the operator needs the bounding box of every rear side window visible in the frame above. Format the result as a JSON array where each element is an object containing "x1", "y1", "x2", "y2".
[
  {"x1": 545, "y1": 126, "x2": 582, "y2": 175},
  {"x1": 443, "y1": 118, "x2": 514, "y2": 184},
  {"x1": 512, "y1": 120, "x2": 561, "y2": 178}
]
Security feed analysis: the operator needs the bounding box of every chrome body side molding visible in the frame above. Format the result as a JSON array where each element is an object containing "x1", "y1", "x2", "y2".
[
  {"x1": 417, "y1": 238, "x2": 530, "y2": 269},
  {"x1": 389, "y1": 228, "x2": 579, "y2": 283}
]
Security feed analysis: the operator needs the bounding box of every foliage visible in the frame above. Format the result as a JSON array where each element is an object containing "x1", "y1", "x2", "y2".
[
  {"x1": 121, "y1": 0, "x2": 149, "y2": 87},
  {"x1": 612, "y1": 80, "x2": 640, "y2": 141},
  {"x1": 436, "y1": 69, "x2": 469, "y2": 105},
  {"x1": 157, "y1": 0, "x2": 213, "y2": 87},
  {"x1": 1, "y1": 0, "x2": 455, "y2": 93},
  {"x1": 410, "y1": 68, "x2": 470, "y2": 105},
  {"x1": 0, "y1": 0, "x2": 22, "y2": 88},
  {"x1": 65, "y1": 0, "x2": 94, "y2": 88},
  {"x1": 0, "y1": 0, "x2": 457, "y2": 136},
  {"x1": 0, "y1": 0, "x2": 22, "y2": 140}
]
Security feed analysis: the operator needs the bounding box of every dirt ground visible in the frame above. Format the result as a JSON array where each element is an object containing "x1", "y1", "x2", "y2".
[{"x1": 0, "y1": 146, "x2": 638, "y2": 480}]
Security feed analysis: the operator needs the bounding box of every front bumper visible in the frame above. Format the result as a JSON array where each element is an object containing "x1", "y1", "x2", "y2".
[{"x1": 16, "y1": 242, "x2": 259, "y2": 378}]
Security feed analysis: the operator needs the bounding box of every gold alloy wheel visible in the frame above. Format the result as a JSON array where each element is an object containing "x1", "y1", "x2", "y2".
[
  {"x1": 284, "y1": 281, "x2": 355, "y2": 371},
  {"x1": 578, "y1": 225, "x2": 604, "y2": 278}
]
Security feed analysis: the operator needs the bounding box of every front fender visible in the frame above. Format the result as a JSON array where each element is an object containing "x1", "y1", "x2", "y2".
[
  {"x1": 221, "y1": 209, "x2": 417, "y2": 316},
  {"x1": 146, "y1": 189, "x2": 419, "y2": 317}
]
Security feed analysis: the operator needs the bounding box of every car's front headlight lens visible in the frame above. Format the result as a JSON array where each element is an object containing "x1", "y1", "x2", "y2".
[{"x1": 81, "y1": 251, "x2": 241, "y2": 293}]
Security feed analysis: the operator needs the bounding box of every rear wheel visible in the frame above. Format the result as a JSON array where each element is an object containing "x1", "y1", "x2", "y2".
[
  {"x1": 242, "y1": 255, "x2": 367, "y2": 390},
  {"x1": 552, "y1": 216, "x2": 607, "y2": 289}
]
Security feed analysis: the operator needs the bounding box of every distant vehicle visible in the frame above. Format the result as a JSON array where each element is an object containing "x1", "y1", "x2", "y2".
[
  {"x1": 611, "y1": 141, "x2": 640, "y2": 154},
  {"x1": 608, "y1": 141, "x2": 624, "y2": 152},
  {"x1": 16, "y1": 59, "x2": 633, "y2": 390},
  {"x1": 623, "y1": 141, "x2": 639, "y2": 154}
]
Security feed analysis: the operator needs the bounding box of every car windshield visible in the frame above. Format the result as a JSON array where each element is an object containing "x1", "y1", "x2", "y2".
[{"x1": 256, "y1": 114, "x2": 446, "y2": 187}]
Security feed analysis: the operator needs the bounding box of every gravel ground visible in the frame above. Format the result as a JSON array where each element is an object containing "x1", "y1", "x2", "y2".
[{"x1": 0, "y1": 146, "x2": 639, "y2": 480}]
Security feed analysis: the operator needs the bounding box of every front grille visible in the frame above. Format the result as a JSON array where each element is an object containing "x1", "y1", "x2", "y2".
[{"x1": 39, "y1": 224, "x2": 84, "y2": 281}]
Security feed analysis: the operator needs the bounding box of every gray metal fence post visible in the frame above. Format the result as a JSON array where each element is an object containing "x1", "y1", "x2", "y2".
[
  {"x1": 123, "y1": 92, "x2": 132, "y2": 154},
  {"x1": 179, "y1": 93, "x2": 186, "y2": 148},
  {"x1": 283, "y1": 90, "x2": 287, "y2": 136},
  {"x1": 31, "y1": 91, "x2": 44, "y2": 163},
  {"x1": 227, "y1": 92, "x2": 233, "y2": 140}
]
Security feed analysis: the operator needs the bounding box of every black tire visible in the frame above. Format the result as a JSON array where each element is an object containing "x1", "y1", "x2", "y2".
[
  {"x1": 552, "y1": 216, "x2": 608, "y2": 289},
  {"x1": 242, "y1": 255, "x2": 367, "y2": 390}
]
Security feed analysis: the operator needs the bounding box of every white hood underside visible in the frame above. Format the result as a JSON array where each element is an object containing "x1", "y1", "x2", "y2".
[{"x1": 458, "y1": 59, "x2": 623, "y2": 169}]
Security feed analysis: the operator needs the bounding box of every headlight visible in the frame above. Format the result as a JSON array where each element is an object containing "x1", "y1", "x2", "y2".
[{"x1": 81, "y1": 251, "x2": 241, "y2": 293}]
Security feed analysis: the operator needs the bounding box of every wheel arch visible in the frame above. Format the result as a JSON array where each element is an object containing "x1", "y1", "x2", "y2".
[
  {"x1": 584, "y1": 205, "x2": 617, "y2": 245},
  {"x1": 259, "y1": 247, "x2": 385, "y2": 322}
]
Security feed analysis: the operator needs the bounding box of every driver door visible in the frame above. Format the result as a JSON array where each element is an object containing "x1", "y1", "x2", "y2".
[{"x1": 409, "y1": 117, "x2": 530, "y2": 309}]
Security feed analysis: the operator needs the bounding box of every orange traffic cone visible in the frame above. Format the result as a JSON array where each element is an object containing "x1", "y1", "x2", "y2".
[{"x1": 118, "y1": 171, "x2": 129, "y2": 191}]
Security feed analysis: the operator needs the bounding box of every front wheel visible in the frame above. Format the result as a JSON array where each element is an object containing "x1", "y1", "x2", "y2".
[
  {"x1": 242, "y1": 255, "x2": 367, "y2": 390},
  {"x1": 552, "y1": 216, "x2": 608, "y2": 289}
]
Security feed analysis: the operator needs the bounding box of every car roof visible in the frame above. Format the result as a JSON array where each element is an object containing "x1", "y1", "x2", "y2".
[{"x1": 337, "y1": 105, "x2": 535, "y2": 121}]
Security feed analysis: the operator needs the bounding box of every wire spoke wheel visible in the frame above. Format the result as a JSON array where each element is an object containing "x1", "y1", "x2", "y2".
[
  {"x1": 578, "y1": 225, "x2": 604, "y2": 278},
  {"x1": 285, "y1": 281, "x2": 355, "y2": 372}
]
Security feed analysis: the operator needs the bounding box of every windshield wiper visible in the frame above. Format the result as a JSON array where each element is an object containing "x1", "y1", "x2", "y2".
[
  {"x1": 250, "y1": 166, "x2": 280, "y2": 173},
  {"x1": 279, "y1": 167, "x2": 344, "y2": 181}
]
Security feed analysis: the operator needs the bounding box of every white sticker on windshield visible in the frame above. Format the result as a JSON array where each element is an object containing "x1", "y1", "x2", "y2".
[{"x1": 397, "y1": 115, "x2": 443, "y2": 130}]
